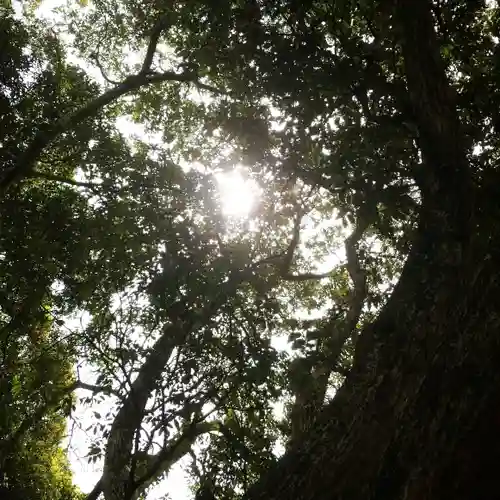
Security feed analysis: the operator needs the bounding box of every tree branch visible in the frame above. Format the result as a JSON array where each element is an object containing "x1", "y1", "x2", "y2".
[
  {"x1": 141, "y1": 19, "x2": 167, "y2": 74},
  {"x1": 269, "y1": 209, "x2": 337, "y2": 282},
  {"x1": 280, "y1": 209, "x2": 302, "y2": 274},
  {"x1": 131, "y1": 421, "x2": 219, "y2": 500},
  {"x1": 86, "y1": 479, "x2": 103, "y2": 500},
  {"x1": 287, "y1": 218, "x2": 369, "y2": 447},
  {"x1": 90, "y1": 50, "x2": 121, "y2": 86},
  {"x1": 101, "y1": 271, "x2": 254, "y2": 500},
  {"x1": 342, "y1": 218, "x2": 369, "y2": 344},
  {"x1": 28, "y1": 171, "x2": 108, "y2": 191},
  {"x1": 86, "y1": 419, "x2": 217, "y2": 500},
  {"x1": 1, "y1": 70, "x2": 222, "y2": 192},
  {"x1": 75, "y1": 380, "x2": 122, "y2": 399},
  {"x1": 390, "y1": 0, "x2": 472, "y2": 206},
  {"x1": 101, "y1": 324, "x2": 181, "y2": 500}
]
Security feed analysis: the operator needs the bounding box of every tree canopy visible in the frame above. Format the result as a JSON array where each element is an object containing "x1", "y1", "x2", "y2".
[{"x1": 1, "y1": 0, "x2": 500, "y2": 499}]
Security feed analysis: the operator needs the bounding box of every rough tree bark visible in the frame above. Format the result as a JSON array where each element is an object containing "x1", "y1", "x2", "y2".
[{"x1": 243, "y1": 0, "x2": 500, "y2": 499}]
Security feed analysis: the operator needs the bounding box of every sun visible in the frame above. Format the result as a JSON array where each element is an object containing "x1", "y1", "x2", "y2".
[{"x1": 216, "y1": 169, "x2": 260, "y2": 217}]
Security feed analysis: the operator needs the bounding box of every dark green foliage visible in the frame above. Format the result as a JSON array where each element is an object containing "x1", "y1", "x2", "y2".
[
  {"x1": 4, "y1": 0, "x2": 499, "y2": 499},
  {"x1": 1, "y1": 1, "x2": 413, "y2": 496}
]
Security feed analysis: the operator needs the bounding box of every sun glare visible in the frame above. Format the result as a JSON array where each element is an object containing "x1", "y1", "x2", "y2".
[{"x1": 216, "y1": 169, "x2": 259, "y2": 217}]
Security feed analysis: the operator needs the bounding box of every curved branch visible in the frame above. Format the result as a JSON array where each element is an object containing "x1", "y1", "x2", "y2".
[
  {"x1": 343, "y1": 218, "x2": 369, "y2": 344},
  {"x1": 1, "y1": 71, "x2": 223, "y2": 192},
  {"x1": 287, "y1": 218, "x2": 369, "y2": 446},
  {"x1": 280, "y1": 210, "x2": 303, "y2": 274},
  {"x1": 75, "y1": 380, "x2": 122, "y2": 399},
  {"x1": 131, "y1": 421, "x2": 219, "y2": 500},
  {"x1": 90, "y1": 51, "x2": 121, "y2": 86},
  {"x1": 28, "y1": 171, "x2": 108, "y2": 191},
  {"x1": 101, "y1": 271, "x2": 252, "y2": 500},
  {"x1": 268, "y1": 204, "x2": 341, "y2": 282}
]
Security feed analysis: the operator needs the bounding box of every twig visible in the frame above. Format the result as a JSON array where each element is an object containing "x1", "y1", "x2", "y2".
[
  {"x1": 75, "y1": 380, "x2": 122, "y2": 399},
  {"x1": 28, "y1": 171, "x2": 109, "y2": 191},
  {"x1": 90, "y1": 50, "x2": 121, "y2": 86},
  {"x1": 282, "y1": 270, "x2": 335, "y2": 282}
]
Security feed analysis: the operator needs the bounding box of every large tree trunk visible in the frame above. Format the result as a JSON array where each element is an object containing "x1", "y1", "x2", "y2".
[
  {"x1": 244, "y1": 220, "x2": 500, "y2": 500},
  {"x1": 244, "y1": 1, "x2": 500, "y2": 498}
]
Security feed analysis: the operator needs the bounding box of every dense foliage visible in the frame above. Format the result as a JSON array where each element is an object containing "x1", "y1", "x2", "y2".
[{"x1": 2, "y1": 0, "x2": 500, "y2": 499}]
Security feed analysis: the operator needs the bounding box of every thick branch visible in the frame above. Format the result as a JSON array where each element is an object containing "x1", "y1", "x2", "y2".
[
  {"x1": 1, "y1": 71, "x2": 220, "y2": 191},
  {"x1": 287, "y1": 219, "x2": 368, "y2": 446},
  {"x1": 86, "y1": 419, "x2": 215, "y2": 500},
  {"x1": 141, "y1": 19, "x2": 167, "y2": 73},
  {"x1": 75, "y1": 381, "x2": 122, "y2": 399},
  {"x1": 390, "y1": 0, "x2": 472, "y2": 208},
  {"x1": 131, "y1": 421, "x2": 219, "y2": 500},
  {"x1": 28, "y1": 171, "x2": 108, "y2": 191},
  {"x1": 86, "y1": 480, "x2": 103, "y2": 500},
  {"x1": 101, "y1": 271, "x2": 253, "y2": 500},
  {"x1": 101, "y1": 323, "x2": 182, "y2": 500}
]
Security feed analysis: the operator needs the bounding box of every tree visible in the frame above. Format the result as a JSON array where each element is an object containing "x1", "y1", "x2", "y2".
[
  {"x1": 236, "y1": 1, "x2": 500, "y2": 498},
  {"x1": 0, "y1": 303, "x2": 83, "y2": 500},
  {"x1": 2, "y1": 6, "x2": 293, "y2": 499},
  {"x1": 4, "y1": 0, "x2": 500, "y2": 499}
]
